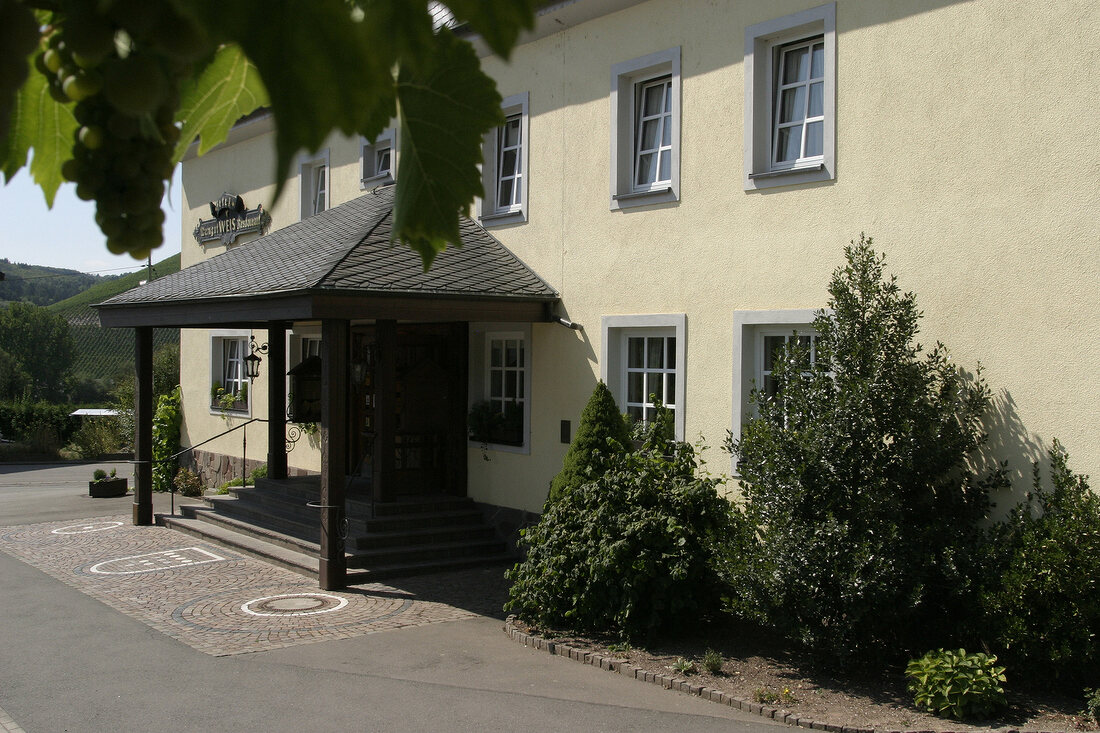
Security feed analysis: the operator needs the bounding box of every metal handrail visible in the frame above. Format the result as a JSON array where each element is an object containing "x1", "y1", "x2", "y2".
[{"x1": 166, "y1": 417, "x2": 268, "y2": 463}]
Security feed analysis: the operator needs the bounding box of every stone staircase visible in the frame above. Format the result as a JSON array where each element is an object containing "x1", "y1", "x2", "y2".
[{"x1": 159, "y1": 475, "x2": 513, "y2": 580}]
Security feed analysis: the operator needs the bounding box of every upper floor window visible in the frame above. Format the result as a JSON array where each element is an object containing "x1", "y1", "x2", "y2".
[
  {"x1": 611, "y1": 47, "x2": 681, "y2": 210},
  {"x1": 361, "y1": 127, "x2": 396, "y2": 187},
  {"x1": 744, "y1": 3, "x2": 835, "y2": 190},
  {"x1": 299, "y1": 150, "x2": 330, "y2": 219},
  {"x1": 480, "y1": 92, "x2": 528, "y2": 226}
]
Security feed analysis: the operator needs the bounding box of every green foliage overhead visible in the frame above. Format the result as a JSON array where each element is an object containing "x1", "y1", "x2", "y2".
[
  {"x1": 905, "y1": 648, "x2": 1007, "y2": 720},
  {"x1": 547, "y1": 381, "x2": 632, "y2": 505},
  {"x1": 1, "y1": 0, "x2": 537, "y2": 266},
  {"x1": 979, "y1": 440, "x2": 1100, "y2": 687},
  {"x1": 507, "y1": 431, "x2": 738, "y2": 641},
  {"x1": 726, "y1": 235, "x2": 1005, "y2": 664}
]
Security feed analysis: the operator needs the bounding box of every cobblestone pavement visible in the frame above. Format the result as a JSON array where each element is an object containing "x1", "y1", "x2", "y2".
[{"x1": 0, "y1": 515, "x2": 512, "y2": 657}]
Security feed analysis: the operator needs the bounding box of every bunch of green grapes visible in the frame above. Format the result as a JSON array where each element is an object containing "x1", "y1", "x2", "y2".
[{"x1": 35, "y1": 1, "x2": 210, "y2": 260}]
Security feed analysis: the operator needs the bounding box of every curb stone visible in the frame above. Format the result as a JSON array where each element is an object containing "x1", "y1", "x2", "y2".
[{"x1": 502, "y1": 616, "x2": 1064, "y2": 733}]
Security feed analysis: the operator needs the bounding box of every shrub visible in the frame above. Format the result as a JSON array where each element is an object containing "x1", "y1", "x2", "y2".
[
  {"x1": 152, "y1": 387, "x2": 182, "y2": 493},
  {"x1": 507, "y1": 427, "x2": 737, "y2": 641},
  {"x1": 1084, "y1": 687, "x2": 1100, "y2": 725},
  {"x1": 906, "y1": 648, "x2": 1007, "y2": 719},
  {"x1": 173, "y1": 468, "x2": 205, "y2": 497},
  {"x1": 979, "y1": 441, "x2": 1099, "y2": 687},
  {"x1": 546, "y1": 381, "x2": 632, "y2": 505},
  {"x1": 71, "y1": 417, "x2": 123, "y2": 459},
  {"x1": 92, "y1": 468, "x2": 108, "y2": 481},
  {"x1": 702, "y1": 648, "x2": 724, "y2": 675},
  {"x1": 726, "y1": 236, "x2": 1005, "y2": 665},
  {"x1": 0, "y1": 400, "x2": 79, "y2": 445}
]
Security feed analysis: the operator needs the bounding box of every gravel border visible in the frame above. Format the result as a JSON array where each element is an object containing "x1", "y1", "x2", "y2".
[{"x1": 502, "y1": 615, "x2": 1060, "y2": 733}]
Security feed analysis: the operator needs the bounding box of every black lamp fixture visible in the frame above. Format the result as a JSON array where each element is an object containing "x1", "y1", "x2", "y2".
[{"x1": 244, "y1": 335, "x2": 269, "y2": 380}]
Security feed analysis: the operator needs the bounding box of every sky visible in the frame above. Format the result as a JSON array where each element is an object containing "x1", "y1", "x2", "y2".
[{"x1": 0, "y1": 165, "x2": 183, "y2": 275}]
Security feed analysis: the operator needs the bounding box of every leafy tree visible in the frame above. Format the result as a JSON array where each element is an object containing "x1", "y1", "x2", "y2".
[
  {"x1": 508, "y1": 425, "x2": 737, "y2": 641},
  {"x1": 547, "y1": 381, "x2": 632, "y2": 505},
  {"x1": 725, "y1": 235, "x2": 1006, "y2": 665},
  {"x1": 1, "y1": 0, "x2": 537, "y2": 266},
  {"x1": 0, "y1": 301, "x2": 74, "y2": 400},
  {"x1": 152, "y1": 385, "x2": 182, "y2": 492},
  {"x1": 979, "y1": 440, "x2": 1099, "y2": 687}
]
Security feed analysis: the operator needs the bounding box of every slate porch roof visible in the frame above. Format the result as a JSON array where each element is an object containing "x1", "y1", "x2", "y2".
[{"x1": 95, "y1": 185, "x2": 558, "y2": 328}]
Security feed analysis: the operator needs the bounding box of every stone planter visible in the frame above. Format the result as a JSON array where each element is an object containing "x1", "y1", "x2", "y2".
[{"x1": 89, "y1": 478, "x2": 128, "y2": 498}]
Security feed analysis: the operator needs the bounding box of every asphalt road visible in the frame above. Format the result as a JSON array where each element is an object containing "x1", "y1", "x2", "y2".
[{"x1": 0, "y1": 462, "x2": 783, "y2": 733}]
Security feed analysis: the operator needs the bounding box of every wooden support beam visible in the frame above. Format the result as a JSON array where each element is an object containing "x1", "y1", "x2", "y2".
[
  {"x1": 133, "y1": 327, "x2": 153, "y2": 525},
  {"x1": 372, "y1": 319, "x2": 397, "y2": 503},
  {"x1": 266, "y1": 322, "x2": 288, "y2": 480},
  {"x1": 319, "y1": 319, "x2": 348, "y2": 590}
]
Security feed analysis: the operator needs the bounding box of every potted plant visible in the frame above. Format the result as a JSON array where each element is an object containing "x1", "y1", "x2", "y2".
[{"x1": 89, "y1": 468, "x2": 128, "y2": 498}]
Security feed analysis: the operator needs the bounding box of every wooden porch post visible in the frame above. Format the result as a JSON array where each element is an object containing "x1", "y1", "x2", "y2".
[
  {"x1": 319, "y1": 319, "x2": 348, "y2": 589},
  {"x1": 133, "y1": 326, "x2": 153, "y2": 525},
  {"x1": 266, "y1": 322, "x2": 288, "y2": 480},
  {"x1": 372, "y1": 319, "x2": 397, "y2": 503}
]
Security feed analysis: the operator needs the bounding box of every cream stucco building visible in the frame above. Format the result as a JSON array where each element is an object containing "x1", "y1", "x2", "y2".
[{"x1": 99, "y1": 0, "x2": 1099, "y2": 587}]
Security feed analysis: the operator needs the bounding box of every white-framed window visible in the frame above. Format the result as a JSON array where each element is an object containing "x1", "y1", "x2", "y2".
[
  {"x1": 210, "y1": 332, "x2": 250, "y2": 413},
  {"x1": 299, "y1": 149, "x2": 330, "y2": 219},
  {"x1": 758, "y1": 329, "x2": 819, "y2": 399},
  {"x1": 744, "y1": 3, "x2": 835, "y2": 190},
  {"x1": 480, "y1": 92, "x2": 529, "y2": 226},
  {"x1": 361, "y1": 127, "x2": 396, "y2": 187},
  {"x1": 469, "y1": 323, "x2": 532, "y2": 452},
  {"x1": 610, "y1": 47, "x2": 680, "y2": 210},
  {"x1": 731, "y1": 309, "x2": 821, "y2": 457},
  {"x1": 601, "y1": 314, "x2": 686, "y2": 440},
  {"x1": 301, "y1": 336, "x2": 321, "y2": 360}
]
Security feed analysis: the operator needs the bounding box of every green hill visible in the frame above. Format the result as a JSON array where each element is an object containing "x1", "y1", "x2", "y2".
[
  {"x1": 0, "y1": 258, "x2": 111, "y2": 306},
  {"x1": 50, "y1": 254, "x2": 181, "y2": 384}
]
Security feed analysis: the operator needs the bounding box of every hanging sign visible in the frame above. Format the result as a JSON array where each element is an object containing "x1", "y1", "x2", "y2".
[{"x1": 193, "y1": 192, "x2": 272, "y2": 245}]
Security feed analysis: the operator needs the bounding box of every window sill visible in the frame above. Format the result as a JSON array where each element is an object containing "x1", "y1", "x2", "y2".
[
  {"x1": 748, "y1": 162, "x2": 824, "y2": 180},
  {"x1": 610, "y1": 186, "x2": 676, "y2": 211},
  {"x1": 479, "y1": 209, "x2": 526, "y2": 227},
  {"x1": 744, "y1": 162, "x2": 831, "y2": 191},
  {"x1": 468, "y1": 438, "x2": 530, "y2": 455},
  {"x1": 360, "y1": 173, "x2": 394, "y2": 189}
]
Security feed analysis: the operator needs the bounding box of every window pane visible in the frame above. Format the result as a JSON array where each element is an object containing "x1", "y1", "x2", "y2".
[
  {"x1": 663, "y1": 81, "x2": 672, "y2": 113},
  {"x1": 666, "y1": 338, "x2": 676, "y2": 368},
  {"x1": 518, "y1": 370, "x2": 524, "y2": 397},
  {"x1": 490, "y1": 370, "x2": 503, "y2": 399},
  {"x1": 647, "y1": 337, "x2": 664, "y2": 369},
  {"x1": 513, "y1": 177, "x2": 522, "y2": 203},
  {"x1": 780, "y1": 87, "x2": 806, "y2": 123},
  {"x1": 505, "y1": 373, "x2": 517, "y2": 399},
  {"x1": 643, "y1": 83, "x2": 664, "y2": 116},
  {"x1": 505, "y1": 341, "x2": 518, "y2": 368},
  {"x1": 628, "y1": 338, "x2": 644, "y2": 368},
  {"x1": 628, "y1": 372, "x2": 644, "y2": 403},
  {"x1": 504, "y1": 118, "x2": 520, "y2": 147},
  {"x1": 667, "y1": 372, "x2": 676, "y2": 405},
  {"x1": 658, "y1": 149, "x2": 670, "y2": 182},
  {"x1": 501, "y1": 149, "x2": 518, "y2": 176},
  {"x1": 376, "y1": 148, "x2": 390, "y2": 174},
  {"x1": 640, "y1": 118, "x2": 660, "y2": 150},
  {"x1": 764, "y1": 374, "x2": 777, "y2": 397},
  {"x1": 661, "y1": 114, "x2": 671, "y2": 146},
  {"x1": 810, "y1": 43, "x2": 824, "y2": 78},
  {"x1": 808, "y1": 82, "x2": 823, "y2": 118},
  {"x1": 497, "y1": 179, "x2": 513, "y2": 209},
  {"x1": 636, "y1": 152, "x2": 656, "y2": 185},
  {"x1": 648, "y1": 372, "x2": 664, "y2": 403},
  {"x1": 518, "y1": 342, "x2": 525, "y2": 367},
  {"x1": 776, "y1": 125, "x2": 802, "y2": 162},
  {"x1": 490, "y1": 341, "x2": 502, "y2": 367},
  {"x1": 645, "y1": 407, "x2": 656, "y2": 424},
  {"x1": 783, "y1": 46, "x2": 809, "y2": 83},
  {"x1": 627, "y1": 405, "x2": 643, "y2": 422},
  {"x1": 764, "y1": 336, "x2": 785, "y2": 371},
  {"x1": 805, "y1": 121, "x2": 823, "y2": 157}
]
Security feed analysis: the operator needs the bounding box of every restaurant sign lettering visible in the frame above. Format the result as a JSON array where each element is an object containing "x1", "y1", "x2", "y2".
[{"x1": 193, "y1": 192, "x2": 271, "y2": 245}]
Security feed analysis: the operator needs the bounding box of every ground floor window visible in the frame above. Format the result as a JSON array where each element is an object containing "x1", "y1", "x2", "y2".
[
  {"x1": 469, "y1": 324, "x2": 531, "y2": 451},
  {"x1": 211, "y1": 333, "x2": 249, "y2": 412},
  {"x1": 601, "y1": 314, "x2": 686, "y2": 440}
]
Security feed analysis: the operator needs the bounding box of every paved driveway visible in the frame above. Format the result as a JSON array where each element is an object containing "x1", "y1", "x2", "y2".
[{"x1": 0, "y1": 463, "x2": 782, "y2": 732}]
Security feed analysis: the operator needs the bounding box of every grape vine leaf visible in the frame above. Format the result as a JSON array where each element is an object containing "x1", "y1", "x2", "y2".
[
  {"x1": 443, "y1": 0, "x2": 538, "y2": 59},
  {"x1": 394, "y1": 28, "x2": 504, "y2": 268},
  {"x1": 0, "y1": 60, "x2": 77, "y2": 208},
  {"x1": 174, "y1": 44, "x2": 269, "y2": 163}
]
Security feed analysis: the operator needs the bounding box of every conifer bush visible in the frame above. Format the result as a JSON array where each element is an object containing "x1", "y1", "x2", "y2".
[
  {"x1": 546, "y1": 381, "x2": 632, "y2": 505},
  {"x1": 508, "y1": 416, "x2": 738, "y2": 641},
  {"x1": 726, "y1": 235, "x2": 1006, "y2": 664}
]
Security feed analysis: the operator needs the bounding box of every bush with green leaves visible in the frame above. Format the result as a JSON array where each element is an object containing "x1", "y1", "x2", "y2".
[
  {"x1": 979, "y1": 440, "x2": 1099, "y2": 687},
  {"x1": 507, "y1": 427, "x2": 737, "y2": 641},
  {"x1": 725, "y1": 235, "x2": 1005, "y2": 664},
  {"x1": 151, "y1": 386, "x2": 182, "y2": 493},
  {"x1": 173, "y1": 468, "x2": 205, "y2": 498},
  {"x1": 1084, "y1": 687, "x2": 1100, "y2": 724},
  {"x1": 906, "y1": 648, "x2": 1007, "y2": 719},
  {"x1": 71, "y1": 417, "x2": 123, "y2": 459},
  {"x1": 546, "y1": 381, "x2": 632, "y2": 505}
]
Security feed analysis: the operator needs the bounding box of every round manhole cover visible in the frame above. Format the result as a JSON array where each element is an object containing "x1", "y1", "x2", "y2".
[{"x1": 241, "y1": 593, "x2": 348, "y2": 617}]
